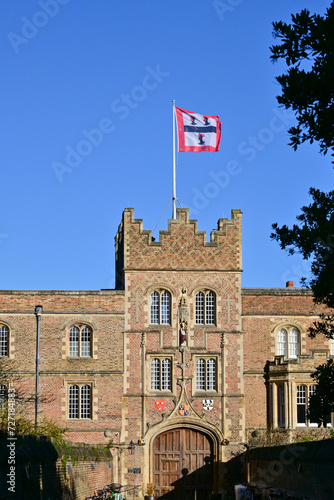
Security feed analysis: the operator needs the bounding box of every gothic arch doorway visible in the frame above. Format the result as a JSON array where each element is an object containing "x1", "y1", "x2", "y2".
[{"x1": 153, "y1": 427, "x2": 213, "y2": 499}]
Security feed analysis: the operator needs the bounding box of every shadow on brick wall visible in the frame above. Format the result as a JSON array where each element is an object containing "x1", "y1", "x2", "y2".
[
  {"x1": 249, "y1": 439, "x2": 334, "y2": 500},
  {"x1": 0, "y1": 436, "x2": 113, "y2": 500}
]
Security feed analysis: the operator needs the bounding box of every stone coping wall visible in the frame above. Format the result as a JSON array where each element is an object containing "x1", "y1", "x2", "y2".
[
  {"x1": 0, "y1": 436, "x2": 113, "y2": 500},
  {"x1": 249, "y1": 438, "x2": 334, "y2": 500},
  {"x1": 247, "y1": 427, "x2": 333, "y2": 447}
]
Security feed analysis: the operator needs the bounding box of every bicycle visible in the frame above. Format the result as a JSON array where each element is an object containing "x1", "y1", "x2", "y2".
[{"x1": 86, "y1": 483, "x2": 123, "y2": 500}]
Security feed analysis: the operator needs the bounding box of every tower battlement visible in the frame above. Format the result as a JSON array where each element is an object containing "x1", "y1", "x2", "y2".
[{"x1": 115, "y1": 207, "x2": 242, "y2": 289}]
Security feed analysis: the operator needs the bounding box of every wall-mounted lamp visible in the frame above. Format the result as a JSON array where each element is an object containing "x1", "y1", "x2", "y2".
[{"x1": 112, "y1": 440, "x2": 137, "y2": 455}]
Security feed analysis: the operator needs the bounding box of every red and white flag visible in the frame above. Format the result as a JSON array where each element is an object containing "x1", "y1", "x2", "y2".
[{"x1": 175, "y1": 106, "x2": 222, "y2": 152}]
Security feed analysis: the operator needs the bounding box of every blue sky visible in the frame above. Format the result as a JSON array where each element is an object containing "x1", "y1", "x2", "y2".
[{"x1": 0, "y1": 0, "x2": 332, "y2": 290}]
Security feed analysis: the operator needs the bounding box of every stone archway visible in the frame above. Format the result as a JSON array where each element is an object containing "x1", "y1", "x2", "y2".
[{"x1": 153, "y1": 427, "x2": 213, "y2": 499}]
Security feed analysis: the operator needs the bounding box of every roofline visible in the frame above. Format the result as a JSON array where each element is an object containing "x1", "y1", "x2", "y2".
[
  {"x1": 242, "y1": 287, "x2": 312, "y2": 296},
  {"x1": 0, "y1": 289, "x2": 124, "y2": 295}
]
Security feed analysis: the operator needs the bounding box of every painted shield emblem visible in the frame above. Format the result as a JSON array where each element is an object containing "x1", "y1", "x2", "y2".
[
  {"x1": 155, "y1": 400, "x2": 165, "y2": 411},
  {"x1": 178, "y1": 404, "x2": 190, "y2": 416},
  {"x1": 203, "y1": 399, "x2": 214, "y2": 411}
]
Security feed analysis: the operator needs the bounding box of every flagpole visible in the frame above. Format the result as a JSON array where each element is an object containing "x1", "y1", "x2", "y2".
[{"x1": 172, "y1": 100, "x2": 176, "y2": 219}]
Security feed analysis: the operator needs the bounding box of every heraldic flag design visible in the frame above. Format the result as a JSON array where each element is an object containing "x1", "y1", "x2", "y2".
[{"x1": 175, "y1": 106, "x2": 222, "y2": 152}]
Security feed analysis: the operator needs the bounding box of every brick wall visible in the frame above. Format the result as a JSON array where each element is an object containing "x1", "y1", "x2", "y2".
[
  {"x1": 242, "y1": 288, "x2": 333, "y2": 430},
  {"x1": 0, "y1": 290, "x2": 125, "y2": 444}
]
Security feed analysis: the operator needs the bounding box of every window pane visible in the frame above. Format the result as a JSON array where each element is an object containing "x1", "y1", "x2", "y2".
[
  {"x1": 161, "y1": 292, "x2": 170, "y2": 325},
  {"x1": 151, "y1": 359, "x2": 160, "y2": 390},
  {"x1": 81, "y1": 327, "x2": 91, "y2": 357},
  {"x1": 297, "y1": 385, "x2": 306, "y2": 404},
  {"x1": 161, "y1": 358, "x2": 171, "y2": 390},
  {"x1": 206, "y1": 292, "x2": 215, "y2": 325},
  {"x1": 309, "y1": 385, "x2": 317, "y2": 397},
  {"x1": 309, "y1": 385, "x2": 317, "y2": 425},
  {"x1": 69, "y1": 385, "x2": 79, "y2": 419},
  {"x1": 150, "y1": 292, "x2": 159, "y2": 324},
  {"x1": 289, "y1": 328, "x2": 298, "y2": 358},
  {"x1": 207, "y1": 359, "x2": 216, "y2": 390},
  {"x1": 0, "y1": 326, "x2": 8, "y2": 357},
  {"x1": 196, "y1": 359, "x2": 205, "y2": 390},
  {"x1": 69, "y1": 327, "x2": 79, "y2": 357},
  {"x1": 80, "y1": 385, "x2": 91, "y2": 419},
  {"x1": 297, "y1": 404, "x2": 306, "y2": 424},
  {"x1": 195, "y1": 293, "x2": 204, "y2": 324},
  {"x1": 297, "y1": 385, "x2": 306, "y2": 424},
  {"x1": 277, "y1": 329, "x2": 286, "y2": 356}
]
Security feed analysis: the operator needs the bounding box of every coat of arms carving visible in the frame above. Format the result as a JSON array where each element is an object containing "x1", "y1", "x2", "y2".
[
  {"x1": 203, "y1": 399, "x2": 214, "y2": 411},
  {"x1": 154, "y1": 400, "x2": 165, "y2": 411},
  {"x1": 178, "y1": 404, "x2": 190, "y2": 416}
]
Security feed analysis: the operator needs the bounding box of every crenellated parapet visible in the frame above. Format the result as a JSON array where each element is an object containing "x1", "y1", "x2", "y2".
[{"x1": 115, "y1": 207, "x2": 242, "y2": 288}]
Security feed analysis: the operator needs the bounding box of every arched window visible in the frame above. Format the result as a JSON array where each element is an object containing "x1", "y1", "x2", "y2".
[
  {"x1": 150, "y1": 358, "x2": 171, "y2": 390},
  {"x1": 196, "y1": 358, "x2": 217, "y2": 391},
  {"x1": 80, "y1": 385, "x2": 91, "y2": 419},
  {"x1": 150, "y1": 290, "x2": 171, "y2": 325},
  {"x1": 195, "y1": 291, "x2": 216, "y2": 325},
  {"x1": 277, "y1": 328, "x2": 286, "y2": 356},
  {"x1": 69, "y1": 385, "x2": 79, "y2": 418},
  {"x1": 289, "y1": 328, "x2": 298, "y2": 358},
  {"x1": 68, "y1": 384, "x2": 91, "y2": 419},
  {"x1": 0, "y1": 325, "x2": 9, "y2": 357},
  {"x1": 277, "y1": 327, "x2": 299, "y2": 358},
  {"x1": 69, "y1": 325, "x2": 92, "y2": 357}
]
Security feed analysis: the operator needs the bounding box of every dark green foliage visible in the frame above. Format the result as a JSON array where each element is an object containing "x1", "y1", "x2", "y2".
[
  {"x1": 271, "y1": 3, "x2": 334, "y2": 340},
  {"x1": 271, "y1": 187, "x2": 334, "y2": 339},
  {"x1": 271, "y1": 188, "x2": 334, "y2": 307},
  {"x1": 308, "y1": 359, "x2": 334, "y2": 427},
  {"x1": 270, "y1": 3, "x2": 334, "y2": 158}
]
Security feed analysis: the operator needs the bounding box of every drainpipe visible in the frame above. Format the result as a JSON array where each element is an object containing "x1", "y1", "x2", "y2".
[
  {"x1": 35, "y1": 305, "x2": 43, "y2": 429},
  {"x1": 141, "y1": 332, "x2": 146, "y2": 438},
  {"x1": 221, "y1": 332, "x2": 225, "y2": 436}
]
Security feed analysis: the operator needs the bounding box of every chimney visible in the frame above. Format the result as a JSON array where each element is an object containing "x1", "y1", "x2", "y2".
[{"x1": 286, "y1": 281, "x2": 294, "y2": 288}]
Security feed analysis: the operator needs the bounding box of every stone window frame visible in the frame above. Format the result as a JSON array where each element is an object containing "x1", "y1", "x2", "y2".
[
  {"x1": 148, "y1": 355, "x2": 173, "y2": 393},
  {"x1": 194, "y1": 355, "x2": 218, "y2": 393},
  {"x1": 194, "y1": 289, "x2": 216, "y2": 326},
  {"x1": 67, "y1": 323, "x2": 94, "y2": 358},
  {"x1": 275, "y1": 324, "x2": 301, "y2": 359},
  {"x1": 67, "y1": 382, "x2": 93, "y2": 420},
  {"x1": 149, "y1": 289, "x2": 172, "y2": 325},
  {"x1": 296, "y1": 383, "x2": 321, "y2": 427},
  {"x1": 0, "y1": 322, "x2": 10, "y2": 358}
]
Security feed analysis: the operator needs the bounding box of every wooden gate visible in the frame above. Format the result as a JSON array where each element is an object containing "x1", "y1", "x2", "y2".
[{"x1": 153, "y1": 428, "x2": 213, "y2": 499}]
